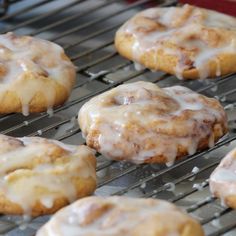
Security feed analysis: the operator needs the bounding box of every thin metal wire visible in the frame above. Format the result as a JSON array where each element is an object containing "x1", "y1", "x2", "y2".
[
  {"x1": 75, "y1": 61, "x2": 132, "y2": 85},
  {"x1": 27, "y1": 118, "x2": 74, "y2": 137},
  {"x1": 195, "y1": 75, "x2": 235, "y2": 94},
  {"x1": 97, "y1": 161, "x2": 114, "y2": 172},
  {"x1": 65, "y1": 24, "x2": 120, "y2": 51},
  {"x1": 218, "y1": 87, "x2": 236, "y2": 99},
  {"x1": 50, "y1": 0, "x2": 177, "y2": 42},
  {"x1": 70, "y1": 39, "x2": 114, "y2": 60},
  {"x1": 57, "y1": 127, "x2": 81, "y2": 141},
  {"x1": 77, "y1": 52, "x2": 118, "y2": 72},
  {"x1": 0, "y1": 224, "x2": 16, "y2": 234},
  {"x1": 0, "y1": 0, "x2": 51, "y2": 21},
  {"x1": 170, "y1": 184, "x2": 208, "y2": 203},
  {"x1": 201, "y1": 208, "x2": 232, "y2": 225},
  {"x1": 197, "y1": 73, "x2": 236, "y2": 93},
  {"x1": 144, "y1": 162, "x2": 218, "y2": 198},
  {"x1": 8, "y1": 0, "x2": 26, "y2": 3},
  {"x1": 208, "y1": 222, "x2": 236, "y2": 236},
  {"x1": 97, "y1": 165, "x2": 140, "y2": 188},
  {"x1": 111, "y1": 135, "x2": 236, "y2": 195},
  {"x1": 7, "y1": 0, "x2": 22, "y2": 3},
  {"x1": 64, "y1": 0, "x2": 177, "y2": 50},
  {"x1": 48, "y1": 0, "x2": 153, "y2": 41},
  {"x1": 1, "y1": 0, "x2": 86, "y2": 33},
  {"x1": 30, "y1": 0, "x2": 117, "y2": 36},
  {"x1": 186, "y1": 196, "x2": 216, "y2": 213}
]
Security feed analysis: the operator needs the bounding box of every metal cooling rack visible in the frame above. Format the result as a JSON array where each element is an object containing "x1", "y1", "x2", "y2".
[
  {"x1": 0, "y1": 0, "x2": 8, "y2": 16},
  {"x1": 0, "y1": 0, "x2": 236, "y2": 235}
]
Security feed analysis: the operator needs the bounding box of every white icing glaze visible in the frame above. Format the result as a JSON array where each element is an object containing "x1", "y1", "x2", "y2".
[
  {"x1": 191, "y1": 166, "x2": 200, "y2": 174},
  {"x1": 0, "y1": 135, "x2": 96, "y2": 214},
  {"x1": 0, "y1": 32, "x2": 75, "y2": 115},
  {"x1": 133, "y1": 62, "x2": 145, "y2": 71},
  {"x1": 36, "y1": 196, "x2": 200, "y2": 236},
  {"x1": 79, "y1": 81, "x2": 227, "y2": 164},
  {"x1": 117, "y1": 4, "x2": 236, "y2": 79},
  {"x1": 210, "y1": 148, "x2": 236, "y2": 202},
  {"x1": 47, "y1": 107, "x2": 54, "y2": 117}
]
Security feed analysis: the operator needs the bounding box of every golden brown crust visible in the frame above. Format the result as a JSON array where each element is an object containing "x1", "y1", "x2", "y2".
[
  {"x1": 0, "y1": 74, "x2": 72, "y2": 114},
  {"x1": 115, "y1": 32, "x2": 236, "y2": 79},
  {"x1": 224, "y1": 195, "x2": 236, "y2": 209},
  {"x1": 0, "y1": 135, "x2": 96, "y2": 216},
  {"x1": 36, "y1": 196, "x2": 204, "y2": 236},
  {"x1": 212, "y1": 193, "x2": 236, "y2": 209},
  {"x1": 115, "y1": 5, "x2": 236, "y2": 79}
]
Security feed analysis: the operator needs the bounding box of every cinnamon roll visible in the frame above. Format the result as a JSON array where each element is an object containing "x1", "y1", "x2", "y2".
[
  {"x1": 0, "y1": 32, "x2": 76, "y2": 115},
  {"x1": 115, "y1": 4, "x2": 236, "y2": 79},
  {"x1": 0, "y1": 134, "x2": 96, "y2": 216},
  {"x1": 36, "y1": 196, "x2": 204, "y2": 236},
  {"x1": 78, "y1": 81, "x2": 227, "y2": 164}
]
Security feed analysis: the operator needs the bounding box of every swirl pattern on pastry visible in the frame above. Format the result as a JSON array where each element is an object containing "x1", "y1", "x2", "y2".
[
  {"x1": 36, "y1": 196, "x2": 204, "y2": 236},
  {"x1": 0, "y1": 32, "x2": 76, "y2": 115},
  {"x1": 0, "y1": 134, "x2": 96, "y2": 216},
  {"x1": 115, "y1": 4, "x2": 236, "y2": 79},
  {"x1": 78, "y1": 81, "x2": 227, "y2": 164},
  {"x1": 210, "y1": 148, "x2": 236, "y2": 209}
]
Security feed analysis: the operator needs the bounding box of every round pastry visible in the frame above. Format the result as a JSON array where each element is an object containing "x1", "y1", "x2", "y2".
[
  {"x1": 36, "y1": 196, "x2": 204, "y2": 236},
  {"x1": 210, "y1": 147, "x2": 236, "y2": 209},
  {"x1": 115, "y1": 4, "x2": 236, "y2": 79},
  {"x1": 0, "y1": 134, "x2": 96, "y2": 216},
  {"x1": 78, "y1": 81, "x2": 227, "y2": 164},
  {"x1": 0, "y1": 32, "x2": 76, "y2": 115}
]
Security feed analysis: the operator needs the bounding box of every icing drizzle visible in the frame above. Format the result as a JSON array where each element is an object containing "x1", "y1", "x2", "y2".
[
  {"x1": 117, "y1": 4, "x2": 236, "y2": 79},
  {"x1": 79, "y1": 81, "x2": 227, "y2": 164},
  {"x1": 0, "y1": 135, "x2": 96, "y2": 215},
  {"x1": 210, "y1": 148, "x2": 236, "y2": 204},
  {"x1": 0, "y1": 32, "x2": 75, "y2": 115},
  {"x1": 36, "y1": 196, "x2": 202, "y2": 236}
]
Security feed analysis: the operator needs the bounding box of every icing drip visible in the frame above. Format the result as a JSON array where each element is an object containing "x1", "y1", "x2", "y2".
[
  {"x1": 79, "y1": 81, "x2": 227, "y2": 164},
  {"x1": 215, "y1": 58, "x2": 221, "y2": 77},
  {"x1": 47, "y1": 107, "x2": 54, "y2": 117},
  {"x1": 0, "y1": 135, "x2": 96, "y2": 214},
  {"x1": 133, "y1": 62, "x2": 145, "y2": 71},
  {"x1": 210, "y1": 148, "x2": 236, "y2": 204},
  {"x1": 36, "y1": 197, "x2": 201, "y2": 236},
  {"x1": 117, "y1": 4, "x2": 236, "y2": 79},
  {"x1": 22, "y1": 104, "x2": 29, "y2": 116},
  {"x1": 0, "y1": 32, "x2": 75, "y2": 115}
]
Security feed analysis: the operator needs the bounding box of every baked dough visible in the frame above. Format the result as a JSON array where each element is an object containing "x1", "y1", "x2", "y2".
[
  {"x1": 210, "y1": 148, "x2": 236, "y2": 209},
  {"x1": 0, "y1": 32, "x2": 76, "y2": 115},
  {"x1": 115, "y1": 4, "x2": 236, "y2": 79},
  {"x1": 78, "y1": 81, "x2": 227, "y2": 164},
  {"x1": 0, "y1": 134, "x2": 96, "y2": 216},
  {"x1": 36, "y1": 196, "x2": 204, "y2": 236}
]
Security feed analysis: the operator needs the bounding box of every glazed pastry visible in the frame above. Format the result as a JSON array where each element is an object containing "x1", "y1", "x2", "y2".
[
  {"x1": 78, "y1": 81, "x2": 227, "y2": 164},
  {"x1": 210, "y1": 147, "x2": 236, "y2": 209},
  {"x1": 0, "y1": 32, "x2": 76, "y2": 115},
  {"x1": 115, "y1": 4, "x2": 236, "y2": 79},
  {"x1": 0, "y1": 134, "x2": 96, "y2": 216},
  {"x1": 36, "y1": 196, "x2": 204, "y2": 236}
]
